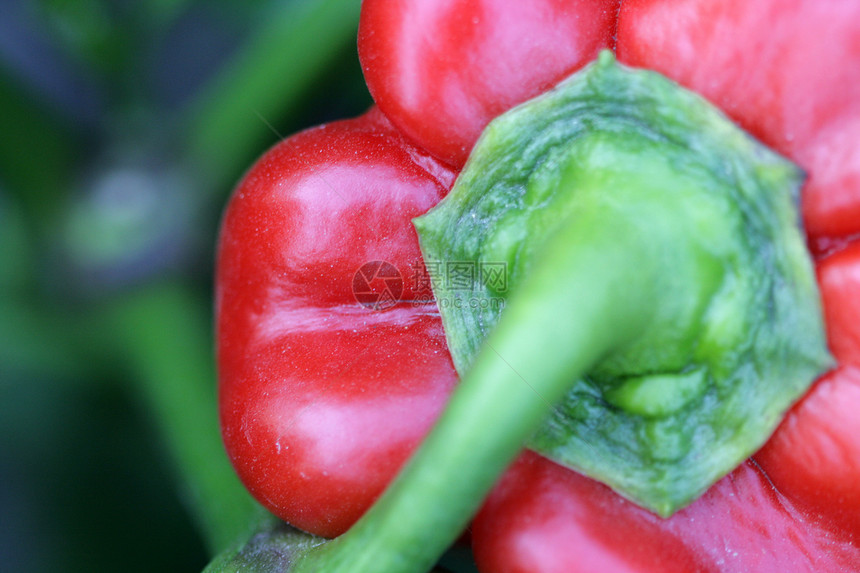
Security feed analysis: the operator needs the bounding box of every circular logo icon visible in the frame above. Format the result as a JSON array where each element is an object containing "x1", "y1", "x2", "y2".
[{"x1": 352, "y1": 260, "x2": 403, "y2": 311}]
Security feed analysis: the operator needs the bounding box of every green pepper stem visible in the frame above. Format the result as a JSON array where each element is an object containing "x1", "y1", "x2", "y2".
[{"x1": 291, "y1": 219, "x2": 663, "y2": 573}]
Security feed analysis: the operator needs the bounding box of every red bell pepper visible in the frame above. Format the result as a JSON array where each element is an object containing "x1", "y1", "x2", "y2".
[
  {"x1": 216, "y1": 108, "x2": 458, "y2": 538},
  {"x1": 617, "y1": 0, "x2": 860, "y2": 241},
  {"x1": 358, "y1": 0, "x2": 620, "y2": 168},
  {"x1": 215, "y1": 0, "x2": 860, "y2": 571}
]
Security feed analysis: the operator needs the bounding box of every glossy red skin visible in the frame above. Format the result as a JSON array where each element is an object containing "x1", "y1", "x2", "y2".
[
  {"x1": 753, "y1": 243, "x2": 860, "y2": 540},
  {"x1": 359, "y1": 0, "x2": 620, "y2": 168},
  {"x1": 617, "y1": 0, "x2": 860, "y2": 239},
  {"x1": 756, "y1": 366, "x2": 860, "y2": 543},
  {"x1": 473, "y1": 451, "x2": 860, "y2": 573},
  {"x1": 216, "y1": 108, "x2": 459, "y2": 537},
  {"x1": 817, "y1": 242, "x2": 860, "y2": 367}
]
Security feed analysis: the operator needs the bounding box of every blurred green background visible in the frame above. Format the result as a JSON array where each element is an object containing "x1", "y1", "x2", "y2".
[{"x1": 0, "y1": 0, "x2": 371, "y2": 571}]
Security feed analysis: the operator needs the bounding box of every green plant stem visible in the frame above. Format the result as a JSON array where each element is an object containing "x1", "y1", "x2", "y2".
[
  {"x1": 292, "y1": 221, "x2": 662, "y2": 573},
  {"x1": 185, "y1": 0, "x2": 362, "y2": 186},
  {"x1": 109, "y1": 282, "x2": 262, "y2": 554}
]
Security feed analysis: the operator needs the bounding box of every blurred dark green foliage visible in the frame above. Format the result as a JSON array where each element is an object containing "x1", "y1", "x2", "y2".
[{"x1": 0, "y1": 0, "x2": 370, "y2": 571}]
